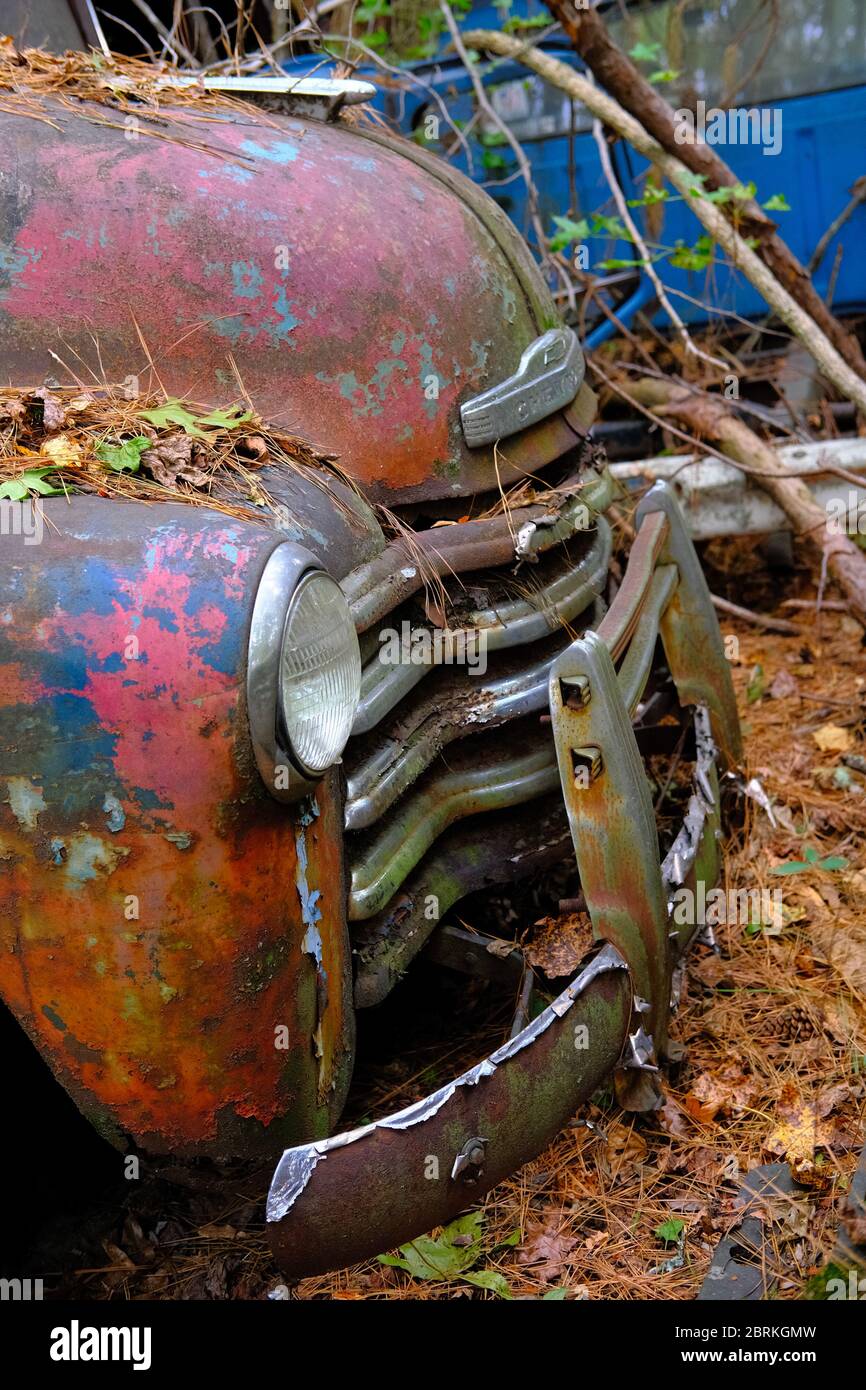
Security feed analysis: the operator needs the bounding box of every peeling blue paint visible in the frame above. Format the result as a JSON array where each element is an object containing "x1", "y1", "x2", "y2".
[
  {"x1": 240, "y1": 138, "x2": 299, "y2": 164},
  {"x1": 232, "y1": 260, "x2": 264, "y2": 300},
  {"x1": 103, "y1": 794, "x2": 126, "y2": 834}
]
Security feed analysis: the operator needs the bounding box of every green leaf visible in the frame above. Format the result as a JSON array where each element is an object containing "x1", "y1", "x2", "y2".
[
  {"x1": 747, "y1": 663, "x2": 766, "y2": 703},
  {"x1": 482, "y1": 150, "x2": 508, "y2": 170},
  {"x1": 655, "y1": 1218, "x2": 686, "y2": 1243},
  {"x1": 503, "y1": 12, "x2": 550, "y2": 29},
  {"x1": 591, "y1": 213, "x2": 631, "y2": 240},
  {"x1": 0, "y1": 467, "x2": 65, "y2": 499},
  {"x1": 549, "y1": 214, "x2": 590, "y2": 253},
  {"x1": 629, "y1": 41, "x2": 663, "y2": 63},
  {"x1": 95, "y1": 436, "x2": 151, "y2": 474},
  {"x1": 627, "y1": 186, "x2": 669, "y2": 207},
  {"x1": 818, "y1": 854, "x2": 849, "y2": 871},
  {"x1": 762, "y1": 193, "x2": 791, "y2": 212},
  {"x1": 542, "y1": 1287, "x2": 568, "y2": 1300},
  {"x1": 139, "y1": 400, "x2": 252, "y2": 439},
  {"x1": 498, "y1": 1228, "x2": 522, "y2": 1247},
  {"x1": 668, "y1": 235, "x2": 715, "y2": 271},
  {"x1": 598, "y1": 257, "x2": 651, "y2": 270},
  {"x1": 649, "y1": 68, "x2": 680, "y2": 84},
  {"x1": 377, "y1": 1211, "x2": 483, "y2": 1282},
  {"x1": 770, "y1": 859, "x2": 812, "y2": 876},
  {"x1": 463, "y1": 1270, "x2": 512, "y2": 1297}
]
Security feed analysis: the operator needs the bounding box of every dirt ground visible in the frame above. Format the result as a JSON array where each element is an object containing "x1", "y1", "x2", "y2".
[{"x1": 37, "y1": 531, "x2": 862, "y2": 1302}]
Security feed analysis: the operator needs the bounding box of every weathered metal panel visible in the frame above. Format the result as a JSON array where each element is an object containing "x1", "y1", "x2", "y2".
[
  {"x1": 0, "y1": 499, "x2": 354, "y2": 1159},
  {"x1": 0, "y1": 96, "x2": 573, "y2": 505}
]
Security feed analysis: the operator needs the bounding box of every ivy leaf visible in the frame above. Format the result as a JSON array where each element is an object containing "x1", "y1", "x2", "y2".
[
  {"x1": 627, "y1": 186, "x2": 669, "y2": 207},
  {"x1": 763, "y1": 193, "x2": 792, "y2": 212},
  {"x1": 139, "y1": 400, "x2": 252, "y2": 439},
  {"x1": 629, "y1": 40, "x2": 663, "y2": 63},
  {"x1": 549, "y1": 214, "x2": 590, "y2": 252},
  {"x1": 0, "y1": 468, "x2": 65, "y2": 499},
  {"x1": 95, "y1": 436, "x2": 151, "y2": 474},
  {"x1": 655, "y1": 1218, "x2": 686, "y2": 1243}
]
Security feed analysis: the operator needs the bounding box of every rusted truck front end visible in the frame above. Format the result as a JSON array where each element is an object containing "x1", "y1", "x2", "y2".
[{"x1": 0, "y1": 73, "x2": 740, "y2": 1276}]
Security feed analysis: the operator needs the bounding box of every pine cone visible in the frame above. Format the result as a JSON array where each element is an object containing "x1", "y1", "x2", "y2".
[{"x1": 779, "y1": 1006, "x2": 817, "y2": 1042}]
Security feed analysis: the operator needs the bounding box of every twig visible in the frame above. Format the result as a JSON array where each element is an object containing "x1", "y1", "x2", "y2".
[
  {"x1": 710, "y1": 594, "x2": 801, "y2": 635},
  {"x1": 440, "y1": 2, "x2": 574, "y2": 311},
  {"x1": 128, "y1": 0, "x2": 198, "y2": 65},
  {"x1": 590, "y1": 113, "x2": 727, "y2": 375},
  {"x1": 808, "y1": 177, "x2": 866, "y2": 275},
  {"x1": 462, "y1": 30, "x2": 866, "y2": 421}
]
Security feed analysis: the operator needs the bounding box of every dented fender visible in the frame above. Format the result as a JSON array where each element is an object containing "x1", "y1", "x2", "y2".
[{"x1": 0, "y1": 498, "x2": 354, "y2": 1159}]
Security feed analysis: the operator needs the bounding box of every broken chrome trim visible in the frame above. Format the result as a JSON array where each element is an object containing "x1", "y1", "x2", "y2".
[
  {"x1": 346, "y1": 643, "x2": 569, "y2": 831},
  {"x1": 266, "y1": 943, "x2": 630, "y2": 1276},
  {"x1": 460, "y1": 327, "x2": 585, "y2": 447},
  {"x1": 350, "y1": 519, "x2": 611, "y2": 736},
  {"x1": 342, "y1": 468, "x2": 614, "y2": 634}
]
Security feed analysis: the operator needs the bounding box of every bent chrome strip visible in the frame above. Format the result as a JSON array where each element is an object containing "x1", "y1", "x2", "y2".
[
  {"x1": 351, "y1": 518, "x2": 611, "y2": 735},
  {"x1": 460, "y1": 327, "x2": 585, "y2": 447},
  {"x1": 266, "y1": 943, "x2": 629, "y2": 1275}
]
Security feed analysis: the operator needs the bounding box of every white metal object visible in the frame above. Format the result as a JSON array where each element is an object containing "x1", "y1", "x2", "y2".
[{"x1": 612, "y1": 438, "x2": 866, "y2": 540}]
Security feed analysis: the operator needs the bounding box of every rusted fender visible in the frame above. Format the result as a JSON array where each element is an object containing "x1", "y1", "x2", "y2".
[
  {"x1": 266, "y1": 944, "x2": 630, "y2": 1277},
  {"x1": 0, "y1": 96, "x2": 576, "y2": 506},
  {"x1": 0, "y1": 499, "x2": 354, "y2": 1160}
]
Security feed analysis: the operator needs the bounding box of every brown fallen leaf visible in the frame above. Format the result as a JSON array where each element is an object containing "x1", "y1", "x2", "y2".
[
  {"x1": 687, "y1": 1065, "x2": 758, "y2": 1122},
  {"x1": 813, "y1": 723, "x2": 854, "y2": 753},
  {"x1": 811, "y1": 922, "x2": 866, "y2": 996},
  {"x1": 31, "y1": 387, "x2": 66, "y2": 432},
  {"x1": 770, "y1": 669, "x2": 799, "y2": 699},
  {"x1": 764, "y1": 1083, "x2": 835, "y2": 1189},
  {"x1": 517, "y1": 1221, "x2": 580, "y2": 1282},
  {"x1": 141, "y1": 431, "x2": 211, "y2": 487},
  {"x1": 523, "y1": 912, "x2": 594, "y2": 978}
]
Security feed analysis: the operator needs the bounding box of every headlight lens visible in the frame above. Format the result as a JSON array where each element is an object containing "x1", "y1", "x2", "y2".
[{"x1": 279, "y1": 570, "x2": 361, "y2": 777}]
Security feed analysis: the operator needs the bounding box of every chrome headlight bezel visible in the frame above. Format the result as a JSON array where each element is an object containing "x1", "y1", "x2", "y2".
[{"x1": 247, "y1": 541, "x2": 360, "y2": 802}]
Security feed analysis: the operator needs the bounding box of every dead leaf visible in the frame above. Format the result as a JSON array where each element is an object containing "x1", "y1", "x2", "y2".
[
  {"x1": 197, "y1": 1223, "x2": 237, "y2": 1240},
  {"x1": 31, "y1": 387, "x2": 66, "y2": 432},
  {"x1": 524, "y1": 912, "x2": 594, "y2": 978},
  {"x1": 517, "y1": 1221, "x2": 580, "y2": 1282},
  {"x1": 236, "y1": 433, "x2": 269, "y2": 461},
  {"x1": 764, "y1": 1084, "x2": 835, "y2": 1188},
  {"x1": 40, "y1": 433, "x2": 81, "y2": 465},
  {"x1": 813, "y1": 723, "x2": 854, "y2": 753},
  {"x1": 811, "y1": 922, "x2": 866, "y2": 995},
  {"x1": 770, "y1": 669, "x2": 799, "y2": 699},
  {"x1": 687, "y1": 1066, "x2": 758, "y2": 1122},
  {"x1": 142, "y1": 431, "x2": 211, "y2": 487}
]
